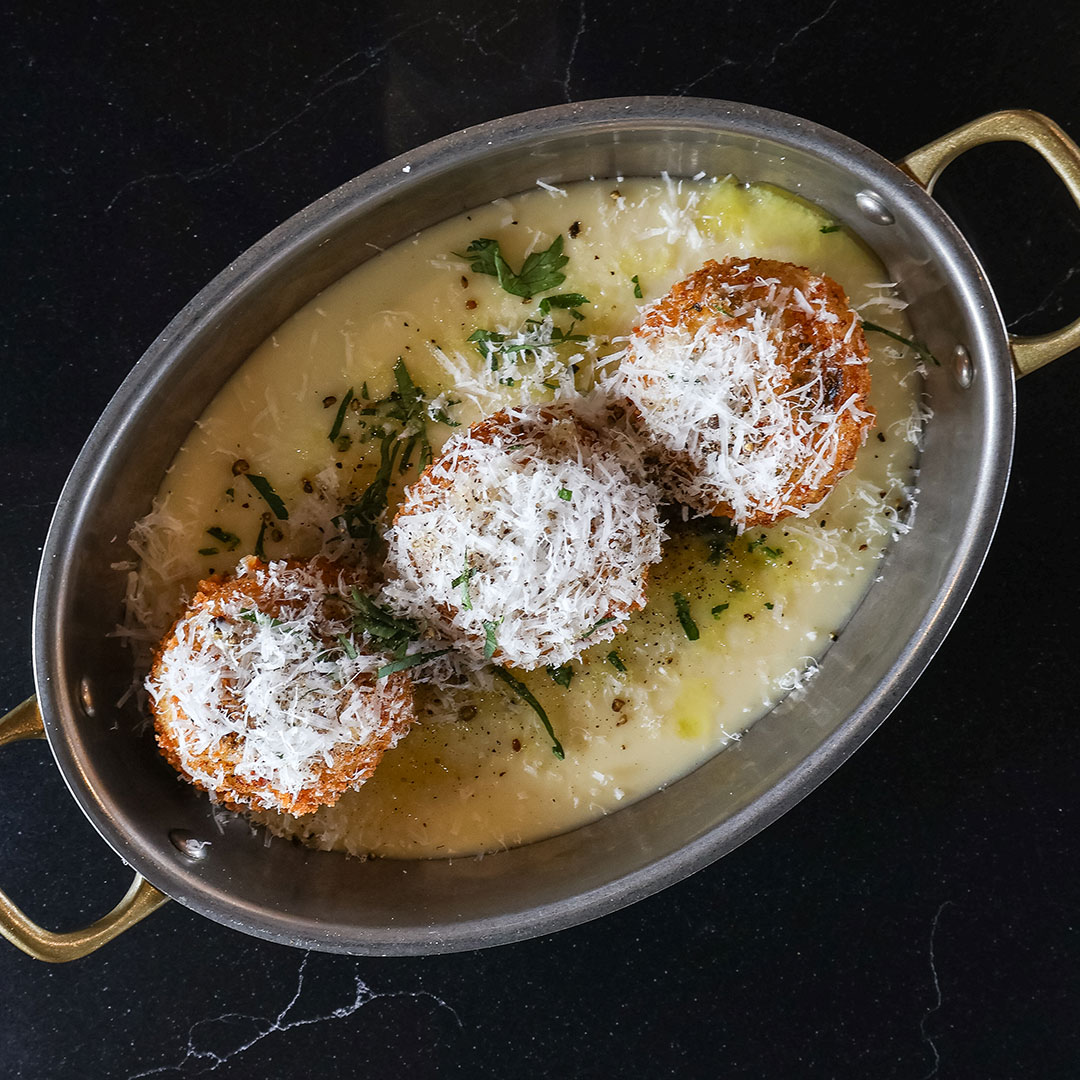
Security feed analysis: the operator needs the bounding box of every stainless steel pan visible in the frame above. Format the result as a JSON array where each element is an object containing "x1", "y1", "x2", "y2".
[{"x1": 3, "y1": 98, "x2": 1077, "y2": 961}]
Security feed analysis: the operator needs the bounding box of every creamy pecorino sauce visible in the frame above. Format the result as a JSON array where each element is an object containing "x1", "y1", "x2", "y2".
[{"x1": 124, "y1": 176, "x2": 927, "y2": 858}]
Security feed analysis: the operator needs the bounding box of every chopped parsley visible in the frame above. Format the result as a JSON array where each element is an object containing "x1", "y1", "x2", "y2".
[
  {"x1": 328, "y1": 387, "x2": 354, "y2": 443},
  {"x1": 338, "y1": 634, "x2": 359, "y2": 660},
  {"x1": 451, "y1": 562, "x2": 477, "y2": 610},
  {"x1": 606, "y1": 650, "x2": 627, "y2": 673},
  {"x1": 347, "y1": 587, "x2": 420, "y2": 659},
  {"x1": 747, "y1": 535, "x2": 783, "y2": 561},
  {"x1": 546, "y1": 663, "x2": 574, "y2": 689},
  {"x1": 631, "y1": 274, "x2": 643, "y2": 299},
  {"x1": 205, "y1": 526, "x2": 240, "y2": 551},
  {"x1": 482, "y1": 618, "x2": 502, "y2": 660},
  {"x1": 491, "y1": 666, "x2": 565, "y2": 759},
  {"x1": 765, "y1": 602, "x2": 775, "y2": 610},
  {"x1": 198, "y1": 547, "x2": 219, "y2": 556},
  {"x1": 558, "y1": 488, "x2": 573, "y2": 501},
  {"x1": 711, "y1": 603, "x2": 730, "y2": 619},
  {"x1": 819, "y1": 224, "x2": 842, "y2": 234},
  {"x1": 580, "y1": 616, "x2": 616, "y2": 640},
  {"x1": 333, "y1": 358, "x2": 453, "y2": 550},
  {"x1": 376, "y1": 649, "x2": 451, "y2": 679},
  {"x1": 673, "y1": 592, "x2": 699, "y2": 641},
  {"x1": 453, "y1": 234, "x2": 568, "y2": 298},
  {"x1": 861, "y1": 319, "x2": 940, "y2": 366},
  {"x1": 538, "y1": 292, "x2": 589, "y2": 320},
  {"x1": 246, "y1": 475, "x2": 289, "y2": 520},
  {"x1": 253, "y1": 520, "x2": 268, "y2": 560}
]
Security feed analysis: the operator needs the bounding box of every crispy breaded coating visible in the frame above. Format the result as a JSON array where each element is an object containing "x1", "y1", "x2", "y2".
[
  {"x1": 615, "y1": 256, "x2": 874, "y2": 530},
  {"x1": 147, "y1": 556, "x2": 415, "y2": 815}
]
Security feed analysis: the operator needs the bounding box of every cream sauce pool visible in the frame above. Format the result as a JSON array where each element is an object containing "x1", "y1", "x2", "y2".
[{"x1": 127, "y1": 176, "x2": 927, "y2": 858}]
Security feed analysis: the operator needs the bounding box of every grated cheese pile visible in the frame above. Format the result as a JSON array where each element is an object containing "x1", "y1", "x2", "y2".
[
  {"x1": 608, "y1": 257, "x2": 874, "y2": 531},
  {"x1": 381, "y1": 403, "x2": 665, "y2": 670},
  {"x1": 146, "y1": 557, "x2": 414, "y2": 815}
]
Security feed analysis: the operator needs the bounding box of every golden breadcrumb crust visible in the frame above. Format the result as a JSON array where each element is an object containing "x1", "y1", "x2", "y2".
[
  {"x1": 150, "y1": 558, "x2": 415, "y2": 816},
  {"x1": 628, "y1": 256, "x2": 874, "y2": 529}
]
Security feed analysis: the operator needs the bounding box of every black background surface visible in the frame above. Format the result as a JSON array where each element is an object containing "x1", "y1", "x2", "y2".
[{"x1": 3, "y1": 2, "x2": 1080, "y2": 1077}]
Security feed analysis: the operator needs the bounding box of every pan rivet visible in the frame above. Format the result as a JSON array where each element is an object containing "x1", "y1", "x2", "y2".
[
  {"x1": 953, "y1": 344, "x2": 974, "y2": 388},
  {"x1": 79, "y1": 677, "x2": 96, "y2": 718},
  {"x1": 855, "y1": 190, "x2": 895, "y2": 225},
  {"x1": 169, "y1": 829, "x2": 211, "y2": 860}
]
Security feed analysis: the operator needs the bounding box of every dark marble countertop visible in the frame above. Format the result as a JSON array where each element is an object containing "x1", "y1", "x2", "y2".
[{"x1": 3, "y1": 2, "x2": 1079, "y2": 1077}]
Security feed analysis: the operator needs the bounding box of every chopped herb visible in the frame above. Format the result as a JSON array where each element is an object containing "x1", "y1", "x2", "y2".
[
  {"x1": 748, "y1": 535, "x2": 783, "y2": 561},
  {"x1": 224, "y1": 487, "x2": 234, "y2": 499},
  {"x1": 714, "y1": 304, "x2": 735, "y2": 318},
  {"x1": 338, "y1": 634, "x2": 359, "y2": 660},
  {"x1": 606, "y1": 650, "x2": 627, "y2": 673},
  {"x1": 542, "y1": 379, "x2": 561, "y2": 390},
  {"x1": 764, "y1": 602, "x2": 775, "y2": 610},
  {"x1": 429, "y1": 400, "x2": 461, "y2": 427},
  {"x1": 580, "y1": 616, "x2": 616, "y2": 640},
  {"x1": 238, "y1": 609, "x2": 285, "y2": 629},
  {"x1": 711, "y1": 603, "x2": 730, "y2": 619},
  {"x1": 558, "y1": 488, "x2": 573, "y2": 501},
  {"x1": 491, "y1": 666, "x2": 565, "y2": 759},
  {"x1": 360, "y1": 383, "x2": 369, "y2": 400},
  {"x1": 861, "y1": 320, "x2": 941, "y2": 366},
  {"x1": 453, "y1": 235, "x2": 568, "y2": 298},
  {"x1": 206, "y1": 526, "x2": 240, "y2": 551},
  {"x1": 468, "y1": 328, "x2": 507, "y2": 368},
  {"x1": 198, "y1": 547, "x2": 219, "y2": 556},
  {"x1": 451, "y1": 562, "x2": 477, "y2": 610},
  {"x1": 673, "y1": 592, "x2": 699, "y2": 641},
  {"x1": 332, "y1": 359, "x2": 439, "y2": 550},
  {"x1": 334, "y1": 436, "x2": 400, "y2": 549},
  {"x1": 538, "y1": 292, "x2": 590, "y2": 319},
  {"x1": 482, "y1": 619, "x2": 501, "y2": 660},
  {"x1": 328, "y1": 387, "x2": 354, "y2": 443},
  {"x1": 247, "y1": 475, "x2": 289, "y2": 520},
  {"x1": 253, "y1": 519, "x2": 267, "y2": 560},
  {"x1": 347, "y1": 587, "x2": 420, "y2": 659},
  {"x1": 335, "y1": 434, "x2": 352, "y2": 453},
  {"x1": 631, "y1": 274, "x2": 643, "y2": 299},
  {"x1": 820, "y1": 224, "x2": 842, "y2": 234},
  {"x1": 729, "y1": 579, "x2": 746, "y2": 593},
  {"x1": 376, "y1": 649, "x2": 451, "y2": 679},
  {"x1": 546, "y1": 663, "x2": 574, "y2": 689}
]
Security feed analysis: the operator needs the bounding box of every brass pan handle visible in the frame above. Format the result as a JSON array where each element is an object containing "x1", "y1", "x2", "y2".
[
  {"x1": 899, "y1": 109, "x2": 1080, "y2": 378},
  {"x1": 0, "y1": 696, "x2": 169, "y2": 963}
]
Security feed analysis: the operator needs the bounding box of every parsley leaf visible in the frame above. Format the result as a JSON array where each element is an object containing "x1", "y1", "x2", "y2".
[
  {"x1": 482, "y1": 618, "x2": 501, "y2": 660},
  {"x1": 246, "y1": 475, "x2": 289, "y2": 520},
  {"x1": 546, "y1": 663, "x2": 574, "y2": 689},
  {"x1": 451, "y1": 562, "x2": 476, "y2": 611},
  {"x1": 328, "y1": 387, "x2": 354, "y2": 443},
  {"x1": 606, "y1": 650, "x2": 627, "y2": 673},
  {"x1": 631, "y1": 274, "x2": 643, "y2": 299},
  {"x1": 538, "y1": 292, "x2": 590, "y2": 319},
  {"x1": 491, "y1": 666, "x2": 565, "y2": 759},
  {"x1": 206, "y1": 526, "x2": 240, "y2": 551},
  {"x1": 580, "y1": 616, "x2": 616, "y2": 640},
  {"x1": 454, "y1": 235, "x2": 568, "y2": 298},
  {"x1": 820, "y1": 224, "x2": 842, "y2": 234},
  {"x1": 673, "y1": 592, "x2": 699, "y2": 641},
  {"x1": 376, "y1": 649, "x2": 451, "y2": 679},
  {"x1": 747, "y1": 535, "x2": 783, "y2": 561},
  {"x1": 346, "y1": 587, "x2": 420, "y2": 659},
  {"x1": 861, "y1": 320, "x2": 940, "y2": 366}
]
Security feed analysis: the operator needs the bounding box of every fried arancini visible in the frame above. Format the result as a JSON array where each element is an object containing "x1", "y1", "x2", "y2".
[
  {"x1": 381, "y1": 403, "x2": 665, "y2": 670},
  {"x1": 147, "y1": 556, "x2": 415, "y2": 815},
  {"x1": 613, "y1": 256, "x2": 874, "y2": 530}
]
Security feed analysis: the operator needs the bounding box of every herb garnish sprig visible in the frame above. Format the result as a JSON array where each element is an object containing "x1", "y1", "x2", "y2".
[
  {"x1": 491, "y1": 666, "x2": 565, "y2": 759},
  {"x1": 454, "y1": 235, "x2": 569, "y2": 298}
]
